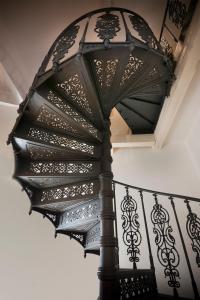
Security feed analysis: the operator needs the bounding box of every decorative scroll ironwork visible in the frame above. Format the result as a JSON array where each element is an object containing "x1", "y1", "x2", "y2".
[
  {"x1": 185, "y1": 199, "x2": 200, "y2": 267},
  {"x1": 168, "y1": 0, "x2": 187, "y2": 29},
  {"x1": 30, "y1": 161, "x2": 95, "y2": 175},
  {"x1": 28, "y1": 127, "x2": 94, "y2": 155},
  {"x1": 118, "y1": 269, "x2": 157, "y2": 299},
  {"x1": 93, "y1": 58, "x2": 119, "y2": 88},
  {"x1": 160, "y1": 36, "x2": 173, "y2": 58},
  {"x1": 151, "y1": 194, "x2": 180, "y2": 289},
  {"x1": 120, "y1": 55, "x2": 144, "y2": 86},
  {"x1": 129, "y1": 14, "x2": 160, "y2": 49},
  {"x1": 46, "y1": 91, "x2": 99, "y2": 139},
  {"x1": 70, "y1": 232, "x2": 85, "y2": 247},
  {"x1": 59, "y1": 200, "x2": 99, "y2": 228},
  {"x1": 27, "y1": 144, "x2": 68, "y2": 160},
  {"x1": 40, "y1": 181, "x2": 96, "y2": 203},
  {"x1": 95, "y1": 12, "x2": 120, "y2": 41},
  {"x1": 36, "y1": 105, "x2": 78, "y2": 134},
  {"x1": 57, "y1": 73, "x2": 92, "y2": 115},
  {"x1": 52, "y1": 24, "x2": 79, "y2": 66},
  {"x1": 120, "y1": 187, "x2": 141, "y2": 268}
]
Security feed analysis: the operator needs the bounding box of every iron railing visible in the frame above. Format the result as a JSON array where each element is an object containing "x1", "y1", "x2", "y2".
[
  {"x1": 113, "y1": 180, "x2": 200, "y2": 299},
  {"x1": 159, "y1": 0, "x2": 197, "y2": 60}
]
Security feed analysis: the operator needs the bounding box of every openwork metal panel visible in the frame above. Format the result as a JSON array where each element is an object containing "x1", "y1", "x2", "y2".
[
  {"x1": 58, "y1": 199, "x2": 100, "y2": 231},
  {"x1": 39, "y1": 180, "x2": 99, "y2": 205},
  {"x1": 118, "y1": 269, "x2": 157, "y2": 299},
  {"x1": 45, "y1": 90, "x2": 100, "y2": 140}
]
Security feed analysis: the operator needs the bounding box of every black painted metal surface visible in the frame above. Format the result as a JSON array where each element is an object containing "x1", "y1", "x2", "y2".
[{"x1": 8, "y1": 4, "x2": 196, "y2": 300}]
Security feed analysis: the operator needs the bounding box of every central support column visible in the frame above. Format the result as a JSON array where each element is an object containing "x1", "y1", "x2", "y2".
[{"x1": 98, "y1": 119, "x2": 119, "y2": 300}]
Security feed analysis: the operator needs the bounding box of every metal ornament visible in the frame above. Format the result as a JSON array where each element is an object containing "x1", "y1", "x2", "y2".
[
  {"x1": 151, "y1": 194, "x2": 180, "y2": 290},
  {"x1": 168, "y1": 0, "x2": 187, "y2": 29},
  {"x1": 185, "y1": 199, "x2": 200, "y2": 267},
  {"x1": 52, "y1": 25, "x2": 80, "y2": 66},
  {"x1": 95, "y1": 13, "x2": 120, "y2": 41},
  {"x1": 120, "y1": 187, "x2": 141, "y2": 269}
]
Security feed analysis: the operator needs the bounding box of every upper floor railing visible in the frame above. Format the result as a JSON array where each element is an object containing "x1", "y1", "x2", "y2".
[
  {"x1": 113, "y1": 180, "x2": 200, "y2": 299},
  {"x1": 159, "y1": 0, "x2": 197, "y2": 60}
]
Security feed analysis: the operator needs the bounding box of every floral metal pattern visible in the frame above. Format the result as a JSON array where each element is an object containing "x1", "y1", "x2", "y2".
[
  {"x1": 40, "y1": 181, "x2": 95, "y2": 203},
  {"x1": 118, "y1": 270, "x2": 157, "y2": 299},
  {"x1": 27, "y1": 144, "x2": 68, "y2": 160},
  {"x1": 120, "y1": 55, "x2": 143, "y2": 86},
  {"x1": 52, "y1": 24, "x2": 80, "y2": 66},
  {"x1": 120, "y1": 187, "x2": 141, "y2": 268},
  {"x1": 93, "y1": 58, "x2": 119, "y2": 89},
  {"x1": 59, "y1": 200, "x2": 99, "y2": 228},
  {"x1": 151, "y1": 195, "x2": 180, "y2": 289},
  {"x1": 95, "y1": 13, "x2": 120, "y2": 40},
  {"x1": 168, "y1": 0, "x2": 187, "y2": 29},
  {"x1": 47, "y1": 91, "x2": 99, "y2": 139},
  {"x1": 36, "y1": 105, "x2": 78, "y2": 134},
  {"x1": 57, "y1": 74, "x2": 92, "y2": 115},
  {"x1": 28, "y1": 127, "x2": 94, "y2": 155},
  {"x1": 185, "y1": 199, "x2": 200, "y2": 267},
  {"x1": 30, "y1": 161, "x2": 95, "y2": 175},
  {"x1": 129, "y1": 14, "x2": 160, "y2": 49},
  {"x1": 160, "y1": 36, "x2": 173, "y2": 57}
]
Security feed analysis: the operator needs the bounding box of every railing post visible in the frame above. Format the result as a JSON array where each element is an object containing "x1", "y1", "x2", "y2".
[
  {"x1": 112, "y1": 181, "x2": 120, "y2": 268},
  {"x1": 98, "y1": 119, "x2": 119, "y2": 300},
  {"x1": 170, "y1": 197, "x2": 199, "y2": 299},
  {"x1": 139, "y1": 190, "x2": 156, "y2": 272}
]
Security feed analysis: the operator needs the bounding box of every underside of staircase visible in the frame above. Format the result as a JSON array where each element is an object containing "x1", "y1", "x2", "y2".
[{"x1": 8, "y1": 6, "x2": 197, "y2": 300}]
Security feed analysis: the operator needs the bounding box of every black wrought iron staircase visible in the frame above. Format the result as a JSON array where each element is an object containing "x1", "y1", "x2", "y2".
[{"x1": 8, "y1": 3, "x2": 198, "y2": 300}]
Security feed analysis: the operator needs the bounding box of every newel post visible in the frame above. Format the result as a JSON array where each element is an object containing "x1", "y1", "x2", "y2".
[{"x1": 98, "y1": 119, "x2": 119, "y2": 300}]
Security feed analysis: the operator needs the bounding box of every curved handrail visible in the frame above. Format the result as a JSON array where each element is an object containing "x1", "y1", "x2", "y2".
[
  {"x1": 113, "y1": 179, "x2": 200, "y2": 202},
  {"x1": 38, "y1": 6, "x2": 163, "y2": 74}
]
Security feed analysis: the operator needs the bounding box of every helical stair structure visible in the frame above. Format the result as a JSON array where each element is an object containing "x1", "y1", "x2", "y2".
[{"x1": 8, "y1": 7, "x2": 180, "y2": 300}]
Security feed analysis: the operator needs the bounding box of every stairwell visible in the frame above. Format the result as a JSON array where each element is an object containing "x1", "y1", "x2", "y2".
[{"x1": 7, "y1": 4, "x2": 199, "y2": 300}]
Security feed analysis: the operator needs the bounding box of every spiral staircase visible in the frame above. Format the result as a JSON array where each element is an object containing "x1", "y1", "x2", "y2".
[{"x1": 8, "y1": 5, "x2": 199, "y2": 300}]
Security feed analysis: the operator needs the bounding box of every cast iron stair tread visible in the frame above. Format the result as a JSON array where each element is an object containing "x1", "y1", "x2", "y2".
[
  {"x1": 47, "y1": 55, "x2": 104, "y2": 129},
  {"x1": 13, "y1": 122, "x2": 101, "y2": 159},
  {"x1": 29, "y1": 179, "x2": 100, "y2": 212},
  {"x1": 120, "y1": 98, "x2": 162, "y2": 123},
  {"x1": 56, "y1": 199, "x2": 100, "y2": 232},
  {"x1": 15, "y1": 158, "x2": 101, "y2": 188},
  {"x1": 33, "y1": 86, "x2": 103, "y2": 142},
  {"x1": 24, "y1": 91, "x2": 102, "y2": 143},
  {"x1": 116, "y1": 102, "x2": 155, "y2": 134},
  {"x1": 13, "y1": 137, "x2": 90, "y2": 161},
  {"x1": 86, "y1": 46, "x2": 171, "y2": 117}
]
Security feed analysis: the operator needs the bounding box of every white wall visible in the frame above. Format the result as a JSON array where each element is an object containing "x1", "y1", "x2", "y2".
[
  {"x1": 0, "y1": 104, "x2": 99, "y2": 300},
  {"x1": 112, "y1": 143, "x2": 200, "y2": 197}
]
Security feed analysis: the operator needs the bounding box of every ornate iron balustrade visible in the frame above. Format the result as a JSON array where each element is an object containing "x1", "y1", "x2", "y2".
[
  {"x1": 113, "y1": 180, "x2": 200, "y2": 299},
  {"x1": 159, "y1": 0, "x2": 197, "y2": 60}
]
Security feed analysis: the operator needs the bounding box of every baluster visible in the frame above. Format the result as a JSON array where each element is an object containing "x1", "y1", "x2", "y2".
[
  {"x1": 120, "y1": 186, "x2": 141, "y2": 269},
  {"x1": 185, "y1": 199, "x2": 200, "y2": 268},
  {"x1": 159, "y1": 0, "x2": 170, "y2": 42},
  {"x1": 170, "y1": 197, "x2": 199, "y2": 299},
  {"x1": 112, "y1": 181, "x2": 119, "y2": 268},
  {"x1": 120, "y1": 11, "x2": 132, "y2": 43},
  {"x1": 79, "y1": 15, "x2": 91, "y2": 53},
  {"x1": 151, "y1": 193, "x2": 180, "y2": 297},
  {"x1": 139, "y1": 190, "x2": 155, "y2": 271}
]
